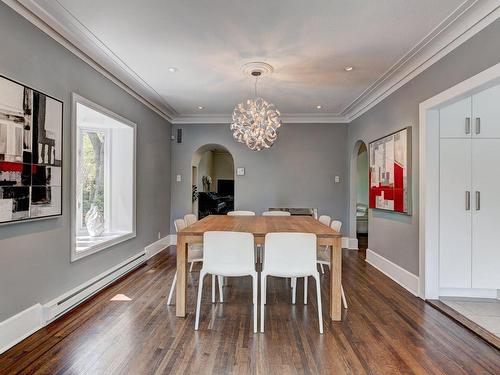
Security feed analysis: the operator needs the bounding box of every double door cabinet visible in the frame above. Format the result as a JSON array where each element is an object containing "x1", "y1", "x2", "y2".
[{"x1": 439, "y1": 83, "x2": 500, "y2": 290}]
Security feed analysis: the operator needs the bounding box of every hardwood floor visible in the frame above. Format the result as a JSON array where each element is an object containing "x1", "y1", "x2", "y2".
[{"x1": 1, "y1": 248, "x2": 499, "y2": 375}]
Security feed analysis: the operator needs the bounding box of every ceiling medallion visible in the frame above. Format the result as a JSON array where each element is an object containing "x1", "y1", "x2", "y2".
[{"x1": 230, "y1": 62, "x2": 281, "y2": 151}]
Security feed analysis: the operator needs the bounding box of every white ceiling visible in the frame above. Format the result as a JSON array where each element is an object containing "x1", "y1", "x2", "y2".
[{"x1": 14, "y1": 0, "x2": 498, "y2": 122}]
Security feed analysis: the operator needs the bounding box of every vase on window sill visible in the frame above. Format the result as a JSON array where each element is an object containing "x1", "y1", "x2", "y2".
[{"x1": 85, "y1": 204, "x2": 105, "y2": 237}]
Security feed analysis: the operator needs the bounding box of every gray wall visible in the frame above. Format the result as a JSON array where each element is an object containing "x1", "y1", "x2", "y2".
[
  {"x1": 170, "y1": 123, "x2": 348, "y2": 233},
  {"x1": 347, "y1": 19, "x2": 500, "y2": 275},
  {"x1": 0, "y1": 3, "x2": 171, "y2": 321}
]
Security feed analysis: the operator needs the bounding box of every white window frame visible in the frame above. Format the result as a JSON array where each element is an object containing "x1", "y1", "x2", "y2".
[{"x1": 71, "y1": 93, "x2": 136, "y2": 262}]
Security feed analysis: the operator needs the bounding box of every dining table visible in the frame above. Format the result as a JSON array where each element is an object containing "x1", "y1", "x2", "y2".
[{"x1": 175, "y1": 214, "x2": 343, "y2": 321}]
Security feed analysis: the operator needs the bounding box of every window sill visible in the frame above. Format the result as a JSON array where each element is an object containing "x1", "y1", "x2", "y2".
[{"x1": 72, "y1": 231, "x2": 136, "y2": 261}]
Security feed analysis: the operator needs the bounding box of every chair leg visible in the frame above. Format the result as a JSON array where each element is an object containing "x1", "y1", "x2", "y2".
[
  {"x1": 218, "y1": 275, "x2": 224, "y2": 303},
  {"x1": 291, "y1": 278, "x2": 297, "y2": 304},
  {"x1": 319, "y1": 263, "x2": 325, "y2": 274},
  {"x1": 195, "y1": 271, "x2": 206, "y2": 330},
  {"x1": 189, "y1": 262, "x2": 194, "y2": 273},
  {"x1": 212, "y1": 275, "x2": 216, "y2": 303},
  {"x1": 314, "y1": 274, "x2": 324, "y2": 334},
  {"x1": 260, "y1": 274, "x2": 266, "y2": 332},
  {"x1": 252, "y1": 275, "x2": 257, "y2": 333},
  {"x1": 341, "y1": 285, "x2": 348, "y2": 309},
  {"x1": 167, "y1": 271, "x2": 177, "y2": 305},
  {"x1": 304, "y1": 277, "x2": 308, "y2": 305}
]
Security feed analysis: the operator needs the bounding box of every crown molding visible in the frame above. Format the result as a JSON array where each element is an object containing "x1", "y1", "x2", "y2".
[
  {"x1": 2, "y1": 0, "x2": 177, "y2": 122},
  {"x1": 4, "y1": 0, "x2": 499, "y2": 125},
  {"x1": 341, "y1": 0, "x2": 500, "y2": 122},
  {"x1": 171, "y1": 113, "x2": 349, "y2": 124}
]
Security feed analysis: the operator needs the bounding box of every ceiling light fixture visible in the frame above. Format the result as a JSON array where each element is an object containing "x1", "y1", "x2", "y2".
[
  {"x1": 168, "y1": 67, "x2": 178, "y2": 73},
  {"x1": 316, "y1": 105, "x2": 322, "y2": 109},
  {"x1": 197, "y1": 106, "x2": 204, "y2": 110},
  {"x1": 344, "y1": 66, "x2": 354, "y2": 72},
  {"x1": 231, "y1": 63, "x2": 281, "y2": 151}
]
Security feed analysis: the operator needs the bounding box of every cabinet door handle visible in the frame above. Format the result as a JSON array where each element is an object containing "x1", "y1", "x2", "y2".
[
  {"x1": 465, "y1": 117, "x2": 471, "y2": 134},
  {"x1": 475, "y1": 118, "x2": 481, "y2": 134},
  {"x1": 465, "y1": 191, "x2": 470, "y2": 211},
  {"x1": 475, "y1": 191, "x2": 480, "y2": 211}
]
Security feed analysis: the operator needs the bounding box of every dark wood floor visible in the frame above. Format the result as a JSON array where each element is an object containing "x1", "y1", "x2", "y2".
[{"x1": 1, "y1": 248, "x2": 499, "y2": 375}]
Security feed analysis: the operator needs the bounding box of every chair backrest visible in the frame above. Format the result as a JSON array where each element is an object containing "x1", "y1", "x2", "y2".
[
  {"x1": 262, "y1": 211, "x2": 291, "y2": 216},
  {"x1": 203, "y1": 231, "x2": 255, "y2": 276},
  {"x1": 184, "y1": 213, "x2": 197, "y2": 226},
  {"x1": 174, "y1": 218, "x2": 186, "y2": 233},
  {"x1": 331, "y1": 220, "x2": 342, "y2": 232},
  {"x1": 263, "y1": 233, "x2": 317, "y2": 277},
  {"x1": 318, "y1": 215, "x2": 331, "y2": 226},
  {"x1": 227, "y1": 210, "x2": 256, "y2": 216}
]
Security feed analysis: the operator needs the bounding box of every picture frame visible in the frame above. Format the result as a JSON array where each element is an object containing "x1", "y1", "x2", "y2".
[
  {"x1": 0, "y1": 75, "x2": 63, "y2": 224},
  {"x1": 369, "y1": 127, "x2": 411, "y2": 214}
]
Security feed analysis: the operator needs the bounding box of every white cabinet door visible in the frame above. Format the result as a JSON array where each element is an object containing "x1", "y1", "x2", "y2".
[
  {"x1": 439, "y1": 139, "x2": 472, "y2": 288},
  {"x1": 472, "y1": 84, "x2": 500, "y2": 138},
  {"x1": 471, "y1": 139, "x2": 500, "y2": 289},
  {"x1": 440, "y1": 96, "x2": 472, "y2": 138}
]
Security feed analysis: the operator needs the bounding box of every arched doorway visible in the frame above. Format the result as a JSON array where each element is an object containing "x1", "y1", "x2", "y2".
[
  {"x1": 349, "y1": 140, "x2": 369, "y2": 254},
  {"x1": 191, "y1": 144, "x2": 235, "y2": 219},
  {"x1": 355, "y1": 142, "x2": 369, "y2": 253}
]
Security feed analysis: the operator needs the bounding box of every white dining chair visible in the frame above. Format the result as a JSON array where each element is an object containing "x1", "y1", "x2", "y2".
[
  {"x1": 261, "y1": 233, "x2": 323, "y2": 333},
  {"x1": 167, "y1": 219, "x2": 222, "y2": 305},
  {"x1": 316, "y1": 220, "x2": 347, "y2": 308},
  {"x1": 227, "y1": 211, "x2": 256, "y2": 216},
  {"x1": 195, "y1": 231, "x2": 258, "y2": 332},
  {"x1": 184, "y1": 213, "x2": 197, "y2": 226},
  {"x1": 261, "y1": 211, "x2": 291, "y2": 216},
  {"x1": 318, "y1": 215, "x2": 331, "y2": 226}
]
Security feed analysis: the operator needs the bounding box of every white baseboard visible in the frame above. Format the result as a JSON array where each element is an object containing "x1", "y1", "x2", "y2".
[
  {"x1": 366, "y1": 249, "x2": 419, "y2": 296},
  {"x1": 342, "y1": 237, "x2": 358, "y2": 250},
  {"x1": 145, "y1": 234, "x2": 176, "y2": 259},
  {"x1": 0, "y1": 236, "x2": 169, "y2": 355},
  {"x1": 0, "y1": 304, "x2": 43, "y2": 354},
  {"x1": 439, "y1": 288, "x2": 498, "y2": 299}
]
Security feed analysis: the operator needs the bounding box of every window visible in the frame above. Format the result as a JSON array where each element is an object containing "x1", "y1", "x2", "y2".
[{"x1": 71, "y1": 94, "x2": 136, "y2": 261}]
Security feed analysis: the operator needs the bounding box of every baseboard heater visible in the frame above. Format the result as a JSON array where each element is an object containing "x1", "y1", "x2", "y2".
[{"x1": 44, "y1": 252, "x2": 146, "y2": 323}]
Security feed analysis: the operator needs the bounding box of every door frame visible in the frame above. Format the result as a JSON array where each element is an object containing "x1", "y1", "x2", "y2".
[{"x1": 418, "y1": 62, "x2": 500, "y2": 299}]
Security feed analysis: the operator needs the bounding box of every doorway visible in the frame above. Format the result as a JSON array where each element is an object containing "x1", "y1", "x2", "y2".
[
  {"x1": 191, "y1": 144, "x2": 235, "y2": 219},
  {"x1": 355, "y1": 142, "x2": 369, "y2": 254}
]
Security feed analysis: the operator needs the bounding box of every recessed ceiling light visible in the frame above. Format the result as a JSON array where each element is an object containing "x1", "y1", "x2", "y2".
[
  {"x1": 197, "y1": 106, "x2": 204, "y2": 110},
  {"x1": 316, "y1": 105, "x2": 322, "y2": 109},
  {"x1": 168, "y1": 67, "x2": 178, "y2": 73},
  {"x1": 344, "y1": 66, "x2": 354, "y2": 72}
]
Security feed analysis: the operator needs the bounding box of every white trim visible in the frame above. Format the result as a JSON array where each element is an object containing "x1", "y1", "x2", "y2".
[
  {"x1": 71, "y1": 93, "x2": 137, "y2": 262},
  {"x1": 145, "y1": 235, "x2": 176, "y2": 259},
  {"x1": 171, "y1": 113, "x2": 350, "y2": 124},
  {"x1": 0, "y1": 304, "x2": 43, "y2": 354},
  {"x1": 366, "y1": 249, "x2": 419, "y2": 296},
  {"x1": 419, "y1": 62, "x2": 500, "y2": 299},
  {"x1": 342, "y1": 237, "x2": 358, "y2": 250},
  {"x1": 4, "y1": 0, "x2": 498, "y2": 125},
  {"x1": 439, "y1": 288, "x2": 498, "y2": 299}
]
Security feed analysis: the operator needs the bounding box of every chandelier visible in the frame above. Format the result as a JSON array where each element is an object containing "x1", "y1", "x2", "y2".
[{"x1": 231, "y1": 65, "x2": 281, "y2": 151}]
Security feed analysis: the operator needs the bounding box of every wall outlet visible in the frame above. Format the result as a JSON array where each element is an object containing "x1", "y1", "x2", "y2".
[
  {"x1": 176, "y1": 174, "x2": 182, "y2": 182},
  {"x1": 335, "y1": 175, "x2": 340, "y2": 183},
  {"x1": 157, "y1": 232, "x2": 161, "y2": 240}
]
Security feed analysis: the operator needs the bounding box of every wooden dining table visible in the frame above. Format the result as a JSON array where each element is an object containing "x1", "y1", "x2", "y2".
[{"x1": 175, "y1": 215, "x2": 343, "y2": 321}]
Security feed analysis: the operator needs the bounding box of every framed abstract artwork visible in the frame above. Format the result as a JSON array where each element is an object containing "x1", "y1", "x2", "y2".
[
  {"x1": 0, "y1": 75, "x2": 63, "y2": 224},
  {"x1": 369, "y1": 127, "x2": 411, "y2": 214}
]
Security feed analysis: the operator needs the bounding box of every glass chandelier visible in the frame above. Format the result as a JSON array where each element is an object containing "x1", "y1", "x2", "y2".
[{"x1": 231, "y1": 71, "x2": 281, "y2": 151}]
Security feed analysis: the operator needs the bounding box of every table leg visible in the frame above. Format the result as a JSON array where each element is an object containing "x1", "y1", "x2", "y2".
[
  {"x1": 176, "y1": 235, "x2": 188, "y2": 317},
  {"x1": 330, "y1": 236, "x2": 342, "y2": 321}
]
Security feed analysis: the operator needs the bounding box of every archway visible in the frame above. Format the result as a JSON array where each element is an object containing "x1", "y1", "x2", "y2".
[
  {"x1": 191, "y1": 144, "x2": 235, "y2": 219},
  {"x1": 349, "y1": 140, "x2": 369, "y2": 253}
]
